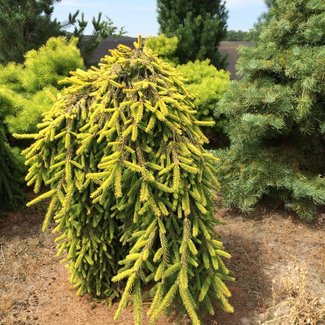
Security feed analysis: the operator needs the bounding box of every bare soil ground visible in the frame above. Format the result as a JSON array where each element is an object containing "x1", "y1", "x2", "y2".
[{"x1": 0, "y1": 203, "x2": 324, "y2": 325}]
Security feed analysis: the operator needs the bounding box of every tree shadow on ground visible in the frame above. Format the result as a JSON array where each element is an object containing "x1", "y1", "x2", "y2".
[
  {"x1": 205, "y1": 233, "x2": 273, "y2": 325},
  {"x1": 0, "y1": 204, "x2": 46, "y2": 240},
  {"x1": 224, "y1": 197, "x2": 325, "y2": 227}
]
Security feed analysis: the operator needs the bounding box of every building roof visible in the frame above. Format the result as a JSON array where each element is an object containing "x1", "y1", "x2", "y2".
[
  {"x1": 220, "y1": 41, "x2": 254, "y2": 79},
  {"x1": 90, "y1": 36, "x2": 254, "y2": 80},
  {"x1": 90, "y1": 36, "x2": 137, "y2": 64}
]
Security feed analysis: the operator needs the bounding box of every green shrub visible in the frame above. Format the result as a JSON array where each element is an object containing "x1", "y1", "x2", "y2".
[
  {"x1": 20, "y1": 37, "x2": 83, "y2": 92},
  {"x1": 0, "y1": 128, "x2": 24, "y2": 210},
  {"x1": 1, "y1": 36, "x2": 83, "y2": 135},
  {"x1": 176, "y1": 60, "x2": 230, "y2": 147},
  {"x1": 0, "y1": 36, "x2": 83, "y2": 211},
  {"x1": 216, "y1": 0, "x2": 325, "y2": 220},
  {"x1": 176, "y1": 60, "x2": 229, "y2": 119},
  {"x1": 19, "y1": 37, "x2": 233, "y2": 324},
  {"x1": 144, "y1": 34, "x2": 179, "y2": 64},
  {"x1": 145, "y1": 36, "x2": 230, "y2": 147},
  {"x1": 0, "y1": 87, "x2": 24, "y2": 210},
  {"x1": 6, "y1": 86, "x2": 59, "y2": 135}
]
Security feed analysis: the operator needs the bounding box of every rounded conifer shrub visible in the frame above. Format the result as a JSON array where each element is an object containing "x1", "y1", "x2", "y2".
[{"x1": 18, "y1": 37, "x2": 233, "y2": 324}]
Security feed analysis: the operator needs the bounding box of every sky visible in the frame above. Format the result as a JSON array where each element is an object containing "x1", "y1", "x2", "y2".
[{"x1": 53, "y1": 0, "x2": 268, "y2": 37}]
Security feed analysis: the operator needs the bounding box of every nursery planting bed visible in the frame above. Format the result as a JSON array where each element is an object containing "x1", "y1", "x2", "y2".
[{"x1": 0, "y1": 203, "x2": 324, "y2": 325}]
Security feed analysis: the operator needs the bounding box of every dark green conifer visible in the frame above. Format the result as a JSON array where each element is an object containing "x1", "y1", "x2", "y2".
[
  {"x1": 157, "y1": 0, "x2": 228, "y2": 68},
  {"x1": 0, "y1": 83, "x2": 25, "y2": 210},
  {"x1": 0, "y1": 0, "x2": 62, "y2": 64},
  {"x1": 0, "y1": 128, "x2": 24, "y2": 210}
]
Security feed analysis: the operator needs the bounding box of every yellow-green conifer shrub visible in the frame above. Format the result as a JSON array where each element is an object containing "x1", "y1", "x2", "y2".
[{"x1": 18, "y1": 37, "x2": 233, "y2": 324}]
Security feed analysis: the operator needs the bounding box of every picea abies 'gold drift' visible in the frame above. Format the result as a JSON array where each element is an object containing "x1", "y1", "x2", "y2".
[{"x1": 19, "y1": 36, "x2": 234, "y2": 325}]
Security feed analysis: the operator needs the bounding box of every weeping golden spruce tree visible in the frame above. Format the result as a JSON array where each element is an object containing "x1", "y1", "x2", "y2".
[{"x1": 18, "y1": 37, "x2": 233, "y2": 324}]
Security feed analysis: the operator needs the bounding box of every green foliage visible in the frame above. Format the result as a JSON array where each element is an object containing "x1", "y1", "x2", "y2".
[
  {"x1": 144, "y1": 36, "x2": 231, "y2": 147},
  {"x1": 0, "y1": 128, "x2": 25, "y2": 210},
  {"x1": 0, "y1": 0, "x2": 125, "y2": 66},
  {"x1": 1, "y1": 36, "x2": 83, "y2": 135},
  {"x1": 176, "y1": 60, "x2": 230, "y2": 147},
  {"x1": 0, "y1": 0, "x2": 62, "y2": 64},
  {"x1": 20, "y1": 37, "x2": 233, "y2": 323},
  {"x1": 216, "y1": 0, "x2": 325, "y2": 220},
  {"x1": 144, "y1": 34, "x2": 179, "y2": 64},
  {"x1": 6, "y1": 86, "x2": 59, "y2": 134},
  {"x1": 0, "y1": 36, "x2": 81, "y2": 210},
  {"x1": 63, "y1": 11, "x2": 127, "y2": 66},
  {"x1": 225, "y1": 30, "x2": 252, "y2": 41},
  {"x1": 157, "y1": 0, "x2": 228, "y2": 68},
  {"x1": 21, "y1": 37, "x2": 83, "y2": 92},
  {"x1": 0, "y1": 85, "x2": 25, "y2": 210},
  {"x1": 0, "y1": 88, "x2": 24, "y2": 210},
  {"x1": 176, "y1": 60, "x2": 229, "y2": 120}
]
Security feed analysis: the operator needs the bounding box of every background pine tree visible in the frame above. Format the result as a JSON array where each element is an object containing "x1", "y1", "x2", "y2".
[
  {"x1": 216, "y1": 0, "x2": 325, "y2": 220},
  {"x1": 20, "y1": 37, "x2": 233, "y2": 324},
  {"x1": 0, "y1": 0, "x2": 125, "y2": 65},
  {"x1": 0, "y1": 0, "x2": 62, "y2": 64},
  {"x1": 157, "y1": 0, "x2": 228, "y2": 68}
]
